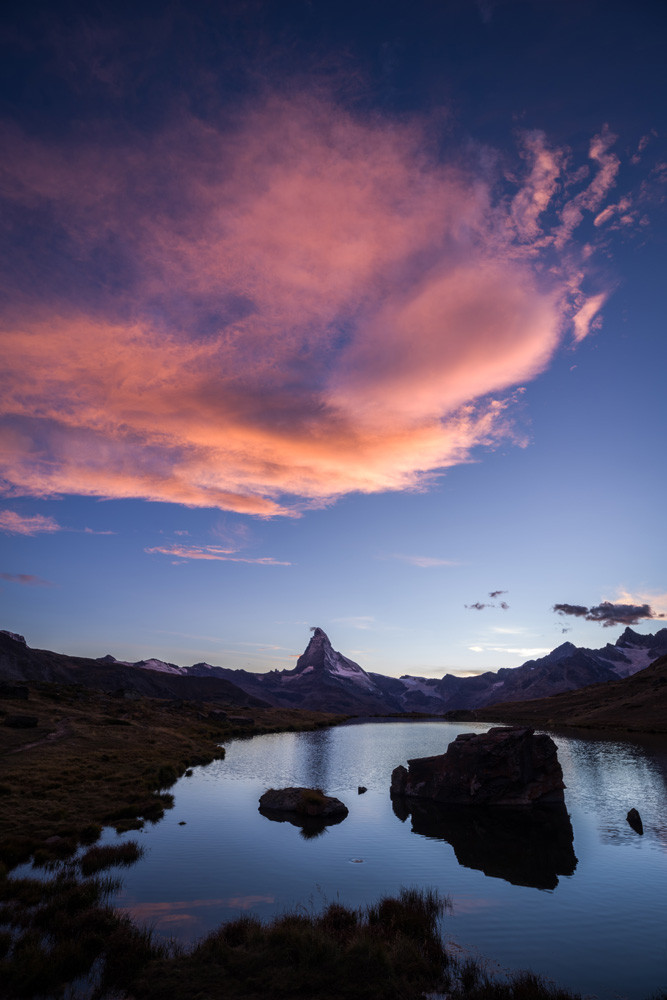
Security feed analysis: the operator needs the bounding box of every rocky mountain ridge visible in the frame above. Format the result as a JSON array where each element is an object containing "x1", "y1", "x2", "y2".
[{"x1": 4, "y1": 624, "x2": 666, "y2": 717}]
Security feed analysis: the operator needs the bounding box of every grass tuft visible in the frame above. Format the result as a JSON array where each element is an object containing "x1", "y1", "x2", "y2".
[{"x1": 79, "y1": 840, "x2": 144, "y2": 877}]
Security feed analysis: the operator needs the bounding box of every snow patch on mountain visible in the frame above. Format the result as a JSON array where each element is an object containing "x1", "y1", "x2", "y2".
[
  {"x1": 134, "y1": 658, "x2": 186, "y2": 675},
  {"x1": 599, "y1": 646, "x2": 657, "y2": 677}
]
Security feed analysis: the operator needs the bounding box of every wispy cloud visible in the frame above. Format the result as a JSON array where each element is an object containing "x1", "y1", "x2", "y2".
[
  {"x1": 145, "y1": 544, "x2": 290, "y2": 565},
  {"x1": 0, "y1": 572, "x2": 54, "y2": 586},
  {"x1": 0, "y1": 510, "x2": 62, "y2": 535},
  {"x1": 0, "y1": 509, "x2": 114, "y2": 536},
  {"x1": 332, "y1": 616, "x2": 376, "y2": 630},
  {"x1": 390, "y1": 554, "x2": 459, "y2": 568},
  {"x1": 0, "y1": 99, "x2": 646, "y2": 516},
  {"x1": 469, "y1": 644, "x2": 551, "y2": 657}
]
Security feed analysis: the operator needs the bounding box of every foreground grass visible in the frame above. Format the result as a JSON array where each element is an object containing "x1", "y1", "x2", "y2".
[
  {"x1": 0, "y1": 681, "x2": 345, "y2": 866},
  {"x1": 0, "y1": 874, "x2": 585, "y2": 1000}
]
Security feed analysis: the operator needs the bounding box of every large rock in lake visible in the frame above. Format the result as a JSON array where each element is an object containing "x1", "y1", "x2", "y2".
[{"x1": 390, "y1": 727, "x2": 565, "y2": 806}]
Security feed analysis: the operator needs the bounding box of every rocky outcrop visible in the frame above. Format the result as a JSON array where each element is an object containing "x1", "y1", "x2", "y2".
[
  {"x1": 391, "y1": 727, "x2": 565, "y2": 806},
  {"x1": 259, "y1": 787, "x2": 348, "y2": 818}
]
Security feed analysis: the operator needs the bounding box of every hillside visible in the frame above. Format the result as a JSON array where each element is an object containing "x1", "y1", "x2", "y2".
[
  {"x1": 0, "y1": 631, "x2": 267, "y2": 707},
  {"x1": 473, "y1": 653, "x2": 667, "y2": 732}
]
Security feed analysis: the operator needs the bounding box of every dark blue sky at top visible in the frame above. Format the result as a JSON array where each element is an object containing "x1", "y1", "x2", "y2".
[{"x1": 2, "y1": 0, "x2": 665, "y2": 140}]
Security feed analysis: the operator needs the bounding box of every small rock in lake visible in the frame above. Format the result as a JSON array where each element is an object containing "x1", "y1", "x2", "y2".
[
  {"x1": 626, "y1": 808, "x2": 643, "y2": 835},
  {"x1": 259, "y1": 787, "x2": 348, "y2": 818},
  {"x1": 178, "y1": 821, "x2": 187, "y2": 825},
  {"x1": 357, "y1": 786, "x2": 367, "y2": 794}
]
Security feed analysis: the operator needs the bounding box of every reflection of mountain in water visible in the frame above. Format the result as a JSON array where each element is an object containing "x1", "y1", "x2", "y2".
[{"x1": 392, "y1": 798, "x2": 577, "y2": 890}]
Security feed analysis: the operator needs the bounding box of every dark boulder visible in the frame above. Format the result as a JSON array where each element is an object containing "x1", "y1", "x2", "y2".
[
  {"x1": 259, "y1": 787, "x2": 348, "y2": 818},
  {"x1": 390, "y1": 727, "x2": 565, "y2": 806}
]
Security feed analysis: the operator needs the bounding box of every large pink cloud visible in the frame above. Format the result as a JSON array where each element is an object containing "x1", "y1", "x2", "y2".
[{"x1": 0, "y1": 95, "x2": 626, "y2": 515}]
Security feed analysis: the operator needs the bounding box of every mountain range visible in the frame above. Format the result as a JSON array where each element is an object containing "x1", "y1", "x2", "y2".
[{"x1": 3, "y1": 624, "x2": 667, "y2": 717}]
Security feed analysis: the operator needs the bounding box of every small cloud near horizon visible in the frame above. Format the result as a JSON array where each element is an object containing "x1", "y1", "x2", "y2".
[
  {"x1": 465, "y1": 591, "x2": 510, "y2": 611},
  {"x1": 390, "y1": 554, "x2": 459, "y2": 568},
  {"x1": 469, "y1": 644, "x2": 551, "y2": 657},
  {"x1": 553, "y1": 600, "x2": 665, "y2": 628},
  {"x1": 332, "y1": 616, "x2": 376, "y2": 630}
]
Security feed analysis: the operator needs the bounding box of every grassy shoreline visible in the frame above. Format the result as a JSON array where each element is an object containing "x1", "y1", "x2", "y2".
[{"x1": 0, "y1": 681, "x2": 346, "y2": 867}]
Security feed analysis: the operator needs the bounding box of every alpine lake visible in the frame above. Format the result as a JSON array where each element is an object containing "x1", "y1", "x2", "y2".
[{"x1": 102, "y1": 720, "x2": 667, "y2": 1000}]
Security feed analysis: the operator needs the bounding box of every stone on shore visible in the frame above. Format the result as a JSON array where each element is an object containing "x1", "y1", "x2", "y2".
[{"x1": 390, "y1": 726, "x2": 565, "y2": 806}]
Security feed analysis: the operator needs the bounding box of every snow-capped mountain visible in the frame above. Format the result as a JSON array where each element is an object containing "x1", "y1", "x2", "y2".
[
  {"x1": 184, "y1": 625, "x2": 667, "y2": 714},
  {"x1": 118, "y1": 624, "x2": 667, "y2": 716},
  {"x1": 4, "y1": 625, "x2": 667, "y2": 717},
  {"x1": 197, "y1": 628, "x2": 400, "y2": 713}
]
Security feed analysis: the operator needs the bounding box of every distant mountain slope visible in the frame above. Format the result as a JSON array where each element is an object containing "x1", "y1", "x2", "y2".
[
  {"x1": 0, "y1": 631, "x2": 267, "y2": 706},
  {"x1": 3, "y1": 625, "x2": 667, "y2": 721},
  {"x1": 374, "y1": 628, "x2": 667, "y2": 714},
  {"x1": 473, "y1": 653, "x2": 667, "y2": 732}
]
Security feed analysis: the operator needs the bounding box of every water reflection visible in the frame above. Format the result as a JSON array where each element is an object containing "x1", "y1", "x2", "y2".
[
  {"x1": 392, "y1": 797, "x2": 577, "y2": 890},
  {"x1": 554, "y1": 734, "x2": 667, "y2": 849},
  {"x1": 258, "y1": 804, "x2": 347, "y2": 839},
  {"x1": 293, "y1": 728, "x2": 335, "y2": 791}
]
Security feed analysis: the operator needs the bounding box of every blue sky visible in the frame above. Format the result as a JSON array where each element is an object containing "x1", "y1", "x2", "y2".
[{"x1": 1, "y1": 0, "x2": 665, "y2": 677}]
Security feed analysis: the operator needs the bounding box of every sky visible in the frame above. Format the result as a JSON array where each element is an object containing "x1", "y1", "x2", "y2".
[{"x1": 1, "y1": 0, "x2": 666, "y2": 678}]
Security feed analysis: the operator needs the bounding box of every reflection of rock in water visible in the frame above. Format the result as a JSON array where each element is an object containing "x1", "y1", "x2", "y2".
[
  {"x1": 258, "y1": 806, "x2": 346, "y2": 839},
  {"x1": 394, "y1": 798, "x2": 577, "y2": 890}
]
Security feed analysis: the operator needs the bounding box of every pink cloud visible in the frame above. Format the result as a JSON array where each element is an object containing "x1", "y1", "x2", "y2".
[
  {"x1": 0, "y1": 510, "x2": 62, "y2": 535},
  {"x1": 572, "y1": 292, "x2": 607, "y2": 343},
  {"x1": 511, "y1": 131, "x2": 564, "y2": 241},
  {"x1": 0, "y1": 571, "x2": 54, "y2": 586},
  {"x1": 0, "y1": 96, "x2": 635, "y2": 515},
  {"x1": 553, "y1": 126, "x2": 620, "y2": 248},
  {"x1": 145, "y1": 544, "x2": 290, "y2": 565}
]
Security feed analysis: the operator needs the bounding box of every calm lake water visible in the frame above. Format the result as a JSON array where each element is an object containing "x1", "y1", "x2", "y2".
[{"x1": 106, "y1": 721, "x2": 667, "y2": 1000}]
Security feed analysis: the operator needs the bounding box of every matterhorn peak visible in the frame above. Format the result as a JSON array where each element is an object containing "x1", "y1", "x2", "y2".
[{"x1": 292, "y1": 627, "x2": 375, "y2": 690}]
